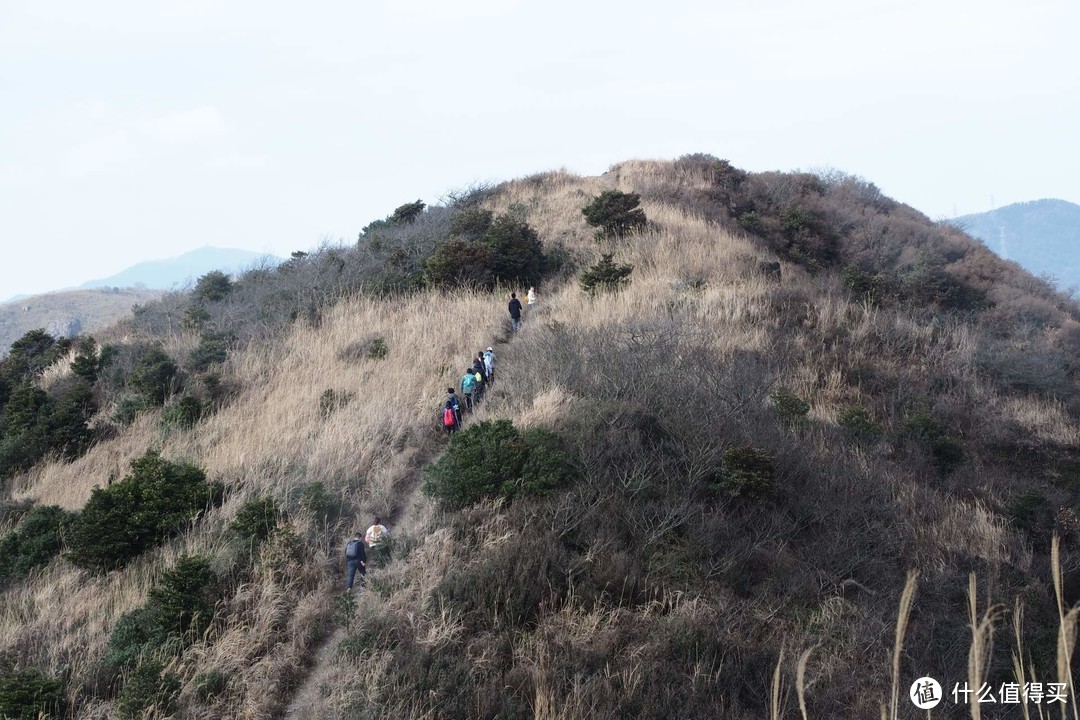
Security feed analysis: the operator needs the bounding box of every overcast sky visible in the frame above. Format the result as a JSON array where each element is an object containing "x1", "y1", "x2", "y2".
[{"x1": 2, "y1": 0, "x2": 1078, "y2": 297}]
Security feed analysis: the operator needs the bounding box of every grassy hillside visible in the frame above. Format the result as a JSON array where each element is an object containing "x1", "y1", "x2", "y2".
[
  {"x1": 0, "y1": 287, "x2": 162, "y2": 357},
  {"x1": 1, "y1": 158, "x2": 1078, "y2": 719}
]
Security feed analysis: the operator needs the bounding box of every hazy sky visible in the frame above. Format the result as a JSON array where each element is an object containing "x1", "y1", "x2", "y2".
[{"x1": 2, "y1": 0, "x2": 1078, "y2": 296}]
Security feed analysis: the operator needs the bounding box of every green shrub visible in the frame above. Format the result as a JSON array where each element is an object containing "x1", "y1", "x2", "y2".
[
  {"x1": 841, "y1": 265, "x2": 895, "y2": 304},
  {"x1": 0, "y1": 377, "x2": 95, "y2": 477},
  {"x1": 422, "y1": 420, "x2": 571, "y2": 507},
  {"x1": 480, "y1": 215, "x2": 546, "y2": 286},
  {"x1": 902, "y1": 408, "x2": 964, "y2": 474},
  {"x1": 424, "y1": 213, "x2": 546, "y2": 289},
  {"x1": 117, "y1": 659, "x2": 181, "y2": 720},
  {"x1": 517, "y1": 428, "x2": 572, "y2": 497},
  {"x1": 424, "y1": 237, "x2": 495, "y2": 288},
  {"x1": 186, "y1": 332, "x2": 229, "y2": 372},
  {"x1": 390, "y1": 199, "x2": 425, "y2": 225},
  {"x1": 105, "y1": 607, "x2": 157, "y2": 670},
  {"x1": 0, "y1": 505, "x2": 78, "y2": 582},
  {"x1": 106, "y1": 556, "x2": 220, "y2": 670},
  {"x1": 582, "y1": 190, "x2": 647, "y2": 239},
  {"x1": 159, "y1": 395, "x2": 204, "y2": 431},
  {"x1": 183, "y1": 304, "x2": 211, "y2": 331},
  {"x1": 0, "y1": 667, "x2": 66, "y2": 719},
  {"x1": 779, "y1": 205, "x2": 813, "y2": 234},
  {"x1": 366, "y1": 336, "x2": 388, "y2": 360},
  {"x1": 299, "y1": 481, "x2": 339, "y2": 519},
  {"x1": 738, "y1": 211, "x2": 762, "y2": 232},
  {"x1": 67, "y1": 452, "x2": 218, "y2": 571},
  {"x1": 111, "y1": 394, "x2": 152, "y2": 425},
  {"x1": 318, "y1": 388, "x2": 353, "y2": 418},
  {"x1": 580, "y1": 254, "x2": 633, "y2": 295},
  {"x1": 129, "y1": 348, "x2": 179, "y2": 405},
  {"x1": 716, "y1": 446, "x2": 776, "y2": 502},
  {"x1": 193, "y1": 669, "x2": 230, "y2": 702},
  {"x1": 1008, "y1": 490, "x2": 1050, "y2": 535},
  {"x1": 449, "y1": 206, "x2": 494, "y2": 240},
  {"x1": 146, "y1": 556, "x2": 219, "y2": 643},
  {"x1": 70, "y1": 337, "x2": 98, "y2": 384},
  {"x1": 193, "y1": 270, "x2": 233, "y2": 302},
  {"x1": 837, "y1": 405, "x2": 882, "y2": 440},
  {"x1": 230, "y1": 497, "x2": 281, "y2": 546},
  {"x1": 769, "y1": 387, "x2": 809, "y2": 427}
]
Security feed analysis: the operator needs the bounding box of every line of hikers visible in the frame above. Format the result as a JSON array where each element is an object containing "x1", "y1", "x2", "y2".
[
  {"x1": 441, "y1": 346, "x2": 496, "y2": 434},
  {"x1": 347, "y1": 288, "x2": 538, "y2": 590}
]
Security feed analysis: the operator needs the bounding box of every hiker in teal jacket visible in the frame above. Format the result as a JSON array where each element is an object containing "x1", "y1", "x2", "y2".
[{"x1": 461, "y1": 367, "x2": 478, "y2": 412}]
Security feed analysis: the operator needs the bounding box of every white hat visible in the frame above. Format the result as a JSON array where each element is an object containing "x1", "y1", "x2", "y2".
[{"x1": 487, "y1": 347, "x2": 493, "y2": 352}]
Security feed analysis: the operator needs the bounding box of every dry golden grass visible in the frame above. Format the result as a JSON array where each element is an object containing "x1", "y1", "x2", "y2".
[{"x1": 4, "y1": 158, "x2": 1080, "y2": 718}]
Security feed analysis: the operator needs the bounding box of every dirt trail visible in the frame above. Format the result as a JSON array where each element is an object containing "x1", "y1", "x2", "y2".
[
  {"x1": 283, "y1": 627, "x2": 346, "y2": 718},
  {"x1": 278, "y1": 319, "x2": 524, "y2": 719}
]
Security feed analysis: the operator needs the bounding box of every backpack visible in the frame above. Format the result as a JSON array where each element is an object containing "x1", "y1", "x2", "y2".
[
  {"x1": 462, "y1": 374, "x2": 476, "y2": 392},
  {"x1": 474, "y1": 371, "x2": 483, "y2": 384},
  {"x1": 346, "y1": 539, "x2": 362, "y2": 559},
  {"x1": 443, "y1": 407, "x2": 456, "y2": 427}
]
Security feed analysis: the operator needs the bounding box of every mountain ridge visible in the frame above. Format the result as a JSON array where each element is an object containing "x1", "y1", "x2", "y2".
[
  {"x1": 79, "y1": 245, "x2": 285, "y2": 291},
  {"x1": 955, "y1": 198, "x2": 1080, "y2": 290},
  {"x1": 0, "y1": 158, "x2": 1078, "y2": 718}
]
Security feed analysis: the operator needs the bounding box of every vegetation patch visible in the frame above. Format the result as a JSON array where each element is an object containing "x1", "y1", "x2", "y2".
[
  {"x1": 67, "y1": 452, "x2": 220, "y2": 571},
  {"x1": 422, "y1": 420, "x2": 572, "y2": 506},
  {"x1": 582, "y1": 189, "x2": 647, "y2": 240},
  {"x1": 0, "y1": 505, "x2": 77, "y2": 583},
  {"x1": 0, "y1": 667, "x2": 66, "y2": 720},
  {"x1": 580, "y1": 253, "x2": 633, "y2": 294}
]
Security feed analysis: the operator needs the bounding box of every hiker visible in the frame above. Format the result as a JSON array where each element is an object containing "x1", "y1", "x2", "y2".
[
  {"x1": 461, "y1": 366, "x2": 477, "y2": 412},
  {"x1": 483, "y1": 347, "x2": 496, "y2": 384},
  {"x1": 446, "y1": 387, "x2": 462, "y2": 426},
  {"x1": 441, "y1": 398, "x2": 458, "y2": 435},
  {"x1": 527, "y1": 286, "x2": 536, "y2": 307},
  {"x1": 475, "y1": 352, "x2": 489, "y2": 386},
  {"x1": 345, "y1": 532, "x2": 367, "y2": 592},
  {"x1": 471, "y1": 358, "x2": 486, "y2": 403},
  {"x1": 508, "y1": 292, "x2": 523, "y2": 332},
  {"x1": 366, "y1": 516, "x2": 390, "y2": 563}
]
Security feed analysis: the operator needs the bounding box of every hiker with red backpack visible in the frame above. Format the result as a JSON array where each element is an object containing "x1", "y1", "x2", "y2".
[{"x1": 442, "y1": 388, "x2": 461, "y2": 434}]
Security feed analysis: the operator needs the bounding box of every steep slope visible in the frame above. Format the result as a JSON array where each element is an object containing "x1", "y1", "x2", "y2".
[
  {"x1": 957, "y1": 198, "x2": 1080, "y2": 290},
  {"x1": 293, "y1": 164, "x2": 1080, "y2": 719},
  {"x1": 1, "y1": 158, "x2": 1079, "y2": 719}
]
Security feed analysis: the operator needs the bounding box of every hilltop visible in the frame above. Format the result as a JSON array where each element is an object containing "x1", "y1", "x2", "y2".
[
  {"x1": 79, "y1": 246, "x2": 285, "y2": 291},
  {"x1": 957, "y1": 198, "x2": 1080, "y2": 290},
  {"x1": 0, "y1": 158, "x2": 1078, "y2": 719},
  {"x1": 0, "y1": 287, "x2": 162, "y2": 358}
]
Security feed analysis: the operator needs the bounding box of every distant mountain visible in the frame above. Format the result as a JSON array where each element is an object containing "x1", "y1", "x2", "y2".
[
  {"x1": 80, "y1": 246, "x2": 285, "y2": 290},
  {"x1": 955, "y1": 199, "x2": 1080, "y2": 290},
  {"x1": 0, "y1": 287, "x2": 163, "y2": 356}
]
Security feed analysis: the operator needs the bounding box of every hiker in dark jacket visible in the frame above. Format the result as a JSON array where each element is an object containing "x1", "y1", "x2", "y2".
[
  {"x1": 470, "y1": 359, "x2": 486, "y2": 403},
  {"x1": 475, "y1": 352, "x2": 489, "y2": 384},
  {"x1": 446, "y1": 387, "x2": 462, "y2": 426},
  {"x1": 508, "y1": 293, "x2": 523, "y2": 331},
  {"x1": 345, "y1": 532, "x2": 367, "y2": 592}
]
